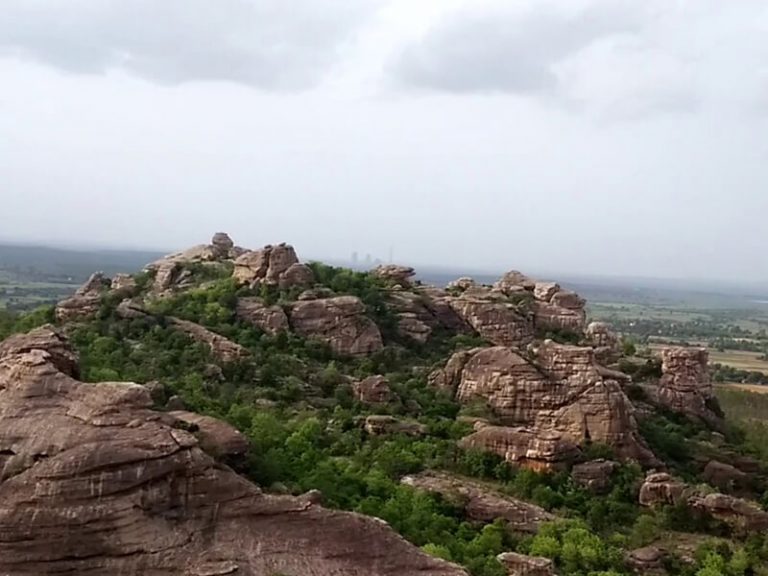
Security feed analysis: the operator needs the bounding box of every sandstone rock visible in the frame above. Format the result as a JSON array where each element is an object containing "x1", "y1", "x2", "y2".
[
  {"x1": 54, "y1": 272, "x2": 110, "y2": 322},
  {"x1": 354, "y1": 375, "x2": 392, "y2": 405},
  {"x1": 364, "y1": 415, "x2": 427, "y2": 437},
  {"x1": 0, "y1": 327, "x2": 467, "y2": 576},
  {"x1": 494, "y1": 271, "x2": 536, "y2": 294},
  {"x1": 654, "y1": 347, "x2": 723, "y2": 429},
  {"x1": 496, "y1": 552, "x2": 555, "y2": 576},
  {"x1": 211, "y1": 232, "x2": 235, "y2": 259},
  {"x1": 571, "y1": 459, "x2": 619, "y2": 493},
  {"x1": 702, "y1": 460, "x2": 751, "y2": 493},
  {"x1": 373, "y1": 264, "x2": 416, "y2": 287},
  {"x1": 279, "y1": 262, "x2": 315, "y2": 289},
  {"x1": 166, "y1": 395, "x2": 186, "y2": 411},
  {"x1": 168, "y1": 318, "x2": 248, "y2": 363},
  {"x1": 533, "y1": 282, "x2": 560, "y2": 302},
  {"x1": 626, "y1": 547, "x2": 666, "y2": 575},
  {"x1": 236, "y1": 297, "x2": 289, "y2": 335},
  {"x1": 168, "y1": 410, "x2": 249, "y2": 458},
  {"x1": 298, "y1": 287, "x2": 335, "y2": 300},
  {"x1": 585, "y1": 321, "x2": 622, "y2": 363},
  {"x1": 460, "y1": 425, "x2": 580, "y2": 471},
  {"x1": 533, "y1": 300, "x2": 586, "y2": 334},
  {"x1": 398, "y1": 314, "x2": 433, "y2": 343},
  {"x1": 447, "y1": 277, "x2": 476, "y2": 292},
  {"x1": 387, "y1": 289, "x2": 472, "y2": 343},
  {"x1": 639, "y1": 473, "x2": 688, "y2": 507},
  {"x1": 115, "y1": 299, "x2": 151, "y2": 320},
  {"x1": 445, "y1": 342, "x2": 656, "y2": 465},
  {"x1": 449, "y1": 298, "x2": 534, "y2": 348},
  {"x1": 428, "y1": 349, "x2": 480, "y2": 393},
  {"x1": 110, "y1": 273, "x2": 137, "y2": 293},
  {"x1": 233, "y1": 243, "x2": 314, "y2": 289},
  {"x1": 401, "y1": 471, "x2": 554, "y2": 533},
  {"x1": 289, "y1": 296, "x2": 384, "y2": 357},
  {"x1": 688, "y1": 492, "x2": 768, "y2": 533}
]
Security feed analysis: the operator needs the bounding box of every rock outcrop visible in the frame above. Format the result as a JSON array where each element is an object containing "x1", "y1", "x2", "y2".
[
  {"x1": 626, "y1": 547, "x2": 666, "y2": 575},
  {"x1": 449, "y1": 297, "x2": 535, "y2": 348},
  {"x1": 373, "y1": 264, "x2": 416, "y2": 287},
  {"x1": 702, "y1": 460, "x2": 752, "y2": 494},
  {"x1": 168, "y1": 410, "x2": 249, "y2": 458},
  {"x1": 571, "y1": 459, "x2": 619, "y2": 493},
  {"x1": 54, "y1": 272, "x2": 110, "y2": 322},
  {"x1": 436, "y1": 342, "x2": 656, "y2": 466},
  {"x1": 459, "y1": 425, "x2": 580, "y2": 471},
  {"x1": 289, "y1": 296, "x2": 384, "y2": 357},
  {"x1": 585, "y1": 321, "x2": 622, "y2": 364},
  {"x1": 236, "y1": 297, "x2": 289, "y2": 335},
  {"x1": 168, "y1": 318, "x2": 248, "y2": 363},
  {"x1": 363, "y1": 415, "x2": 427, "y2": 437},
  {"x1": 654, "y1": 347, "x2": 723, "y2": 429},
  {"x1": 354, "y1": 375, "x2": 392, "y2": 405},
  {"x1": 386, "y1": 289, "x2": 472, "y2": 344},
  {"x1": 496, "y1": 552, "x2": 555, "y2": 576},
  {"x1": 0, "y1": 327, "x2": 467, "y2": 576},
  {"x1": 639, "y1": 473, "x2": 689, "y2": 507},
  {"x1": 233, "y1": 243, "x2": 314, "y2": 289},
  {"x1": 401, "y1": 471, "x2": 554, "y2": 533},
  {"x1": 688, "y1": 492, "x2": 768, "y2": 533}
]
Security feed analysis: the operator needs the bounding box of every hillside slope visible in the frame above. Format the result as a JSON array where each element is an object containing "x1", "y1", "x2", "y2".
[{"x1": 1, "y1": 233, "x2": 767, "y2": 576}]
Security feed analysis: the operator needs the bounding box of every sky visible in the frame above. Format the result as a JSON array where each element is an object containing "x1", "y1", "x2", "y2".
[{"x1": 1, "y1": 0, "x2": 767, "y2": 281}]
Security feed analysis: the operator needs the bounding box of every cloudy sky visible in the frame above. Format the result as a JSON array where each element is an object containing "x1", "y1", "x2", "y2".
[{"x1": 1, "y1": 0, "x2": 767, "y2": 281}]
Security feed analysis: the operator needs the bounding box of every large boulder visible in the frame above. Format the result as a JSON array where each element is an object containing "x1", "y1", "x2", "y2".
[
  {"x1": 654, "y1": 347, "x2": 723, "y2": 429},
  {"x1": 233, "y1": 243, "x2": 313, "y2": 288},
  {"x1": 289, "y1": 296, "x2": 383, "y2": 357},
  {"x1": 236, "y1": 297, "x2": 289, "y2": 335},
  {"x1": 372, "y1": 264, "x2": 416, "y2": 287},
  {"x1": 54, "y1": 272, "x2": 110, "y2": 322},
  {"x1": 571, "y1": 459, "x2": 619, "y2": 493},
  {"x1": 0, "y1": 327, "x2": 467, "y2": 576},
  {"x1": 496, "y1": 552, "x2": 555, "y2": 576},
  {"x1": 353, "y1": 375, "x2": 393, "y2": 405},
  {"x1": 441, "y1": 342, "x2": 656, "y2": 465},
  {"x1": 387, "y1": 289, "x2": 473, "y2": 344},
  {"x1": 459, "y1": 425, "x2": 581, "y2": 472},
  {"x1": 448, "y1": 298, "x2": 534, "y2": 348},
  {"x1": 401, "y1": 471, "x2": 554, "y2": 533},
  {"x1": 168, "y1": 318, "x2": 248, "y2": 363},
  {"x1": 585, "y1": 321, "x2": 622, "y2": 364},
  {"x1": 639, "y1": 473, "x2": 689, "y2": 507},
  {"x1": 688, "y1": 493, "x2": 768, "y2": 533}
]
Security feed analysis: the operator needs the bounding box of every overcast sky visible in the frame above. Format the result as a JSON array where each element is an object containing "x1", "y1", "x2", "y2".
[{"x1": 1, "y1": 0, "x2": 767, "y2": 281}]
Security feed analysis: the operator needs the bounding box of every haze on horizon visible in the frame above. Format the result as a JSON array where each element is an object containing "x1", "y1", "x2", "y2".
[{"x1": 1, "y1": 0, "x2": 767, "y2": 282}]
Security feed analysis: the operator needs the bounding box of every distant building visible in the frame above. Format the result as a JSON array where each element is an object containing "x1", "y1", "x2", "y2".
[{"x1": 351, "y1": 252, "x2": 358, "y2": 265}]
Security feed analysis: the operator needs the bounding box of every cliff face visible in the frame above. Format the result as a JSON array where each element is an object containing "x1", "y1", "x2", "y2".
[{"x1": 0, "y1": 327, "x2": 466, "y2": 576}]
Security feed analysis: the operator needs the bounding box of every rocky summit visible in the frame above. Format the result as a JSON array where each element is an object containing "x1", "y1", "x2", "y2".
[{"x1": 3, "y1": 232, "x2": 767, "y2": 575}]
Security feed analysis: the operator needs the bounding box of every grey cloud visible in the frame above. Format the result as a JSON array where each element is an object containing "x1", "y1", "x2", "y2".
[
  {"x1": 394, "y1": 1, "x2": 645, "y2": 94},
  {"x1": 0, "y1": 0, "x2": 378, "y2": 89}
]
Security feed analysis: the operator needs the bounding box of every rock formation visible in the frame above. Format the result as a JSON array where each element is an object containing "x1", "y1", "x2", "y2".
[
  {"x1": 459, "y1": 425, "x2": 580, "y2": 471},
  {"x1": 235, "y1": 297, "x2": 289, "y2": 335},
  {"x1": 289, "y1": 296, "x2": 384, "y2": 357},
  {"x1": 363, "y1": 415, "x2": 427, "y2": 437},
  {"x1": 434, "y1": 342, "x2": 656, "y2": 467},
  {"x1": 354, "y1": 375, "x2": 392, "y2": 405},
  {"x1": 585, "y1": 321, "x2": 622, "y2": 364},
  {"x1": 626, "y1": 547, "x2": 666, "y2": 575},
  {"x1": 54, "y1": 272, "x2": 110, "y2": 322},
  {"x1": 448, "y1": 297, "x2": 535, "y2": 348},
  {"x1": 653, "y1": 347, "x2": 724, "y2": 429},
  {"x1": 0, "y1": 327, "x2": 467, "y2": 576},
  {"x1": 232, "y1": 243, "x2": 314, "y2": 289},
  {"x1": 496, "y1": 552, "x2": 555, "y2": 576},
  {"x1": 639, "y1": 472, "x2": 689, "y2": 507},
  {"x1": 571, "y1": 459, "x2": 619, "y2": 493},
  {"x1": 167, "y1": 318, "x2": 248, "y2": 363},
  {"x1": 702, "y1": 460, "x2": 752, "y2": 494},
  {"x1": 373, "y1": 264, "x2": 416, "y2": 287},
  {"x1": 688, "y1": 492, "x2": 768, "y2": 533},
  {"x1": 401, "y1": 471, "x2": 554, "y2": 533}
]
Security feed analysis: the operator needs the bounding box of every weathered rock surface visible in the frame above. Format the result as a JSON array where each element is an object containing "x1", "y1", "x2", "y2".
[
  {"x1": 233, "y1": 243, "x2": 314, "y2": 288},
  {"x1": 626, "y1": 547, "x2": 666, "y2": 575},
  {"x1": 289, "y1": 296, "x2": 384, "y2": 357},
  {"x1": 110, "y1": 273, "x2": 137, "y2": 294},
  {"x1": 364, "y1": 415, "x2": 427, "y2": 437},
  {"x1": 585, "y1": 321, "x2": 622, "y2": 364},
  {"x1": 386, "y1": 289, "x2": 472, "y2": 343},
  {"x1": 438, "y1": 342, "x2": 656, "y2": 466},
  {"x1": 496, "y1": 552, "x2": 555, "y2": 576},
  {"x1": 689, "y1": 492, "x2": 768, "y2": 533},
  {"x1": 373, "y1": 264, "x2": 416, "y2": 287},
  {"x1": 571, "y1": 459, "x2": 619, "y2": 493},
  {"x1": 449, "y1": 297, "x2": 535, "y2": 348},
  {"x1": 0, "y1": 327, "x2": 467, "y2": 576},
  {"x1": 702, "y1": 460, "x2": 752, "y2": 494},
  {"x1": 54, "y1": 272, "x2": 110, "y2": 322},
  {"x1": 235, "y1": 297, "x2": 289, "y2": 335},
  {"x1": 168, "y1": 410, "x2": 249, "y2": 458},
  {"x1": 401, "y1": 471, "x2": 554, "y2": 533},
  {"x1": 354, "y1": 375, "x2": 392, "y2": 405},
  {"x1": 460, "y1": 425, "x2": 580, "y2": 471},
  {"x1": 168, "y1": 318, "x2": 248, "y2": 363},
  {"x1": 654, "y1": 347, "x2": 723, "y2": 429},
  {"x1": 639, "y1": 473, "x2": 689, "y2": 507}
]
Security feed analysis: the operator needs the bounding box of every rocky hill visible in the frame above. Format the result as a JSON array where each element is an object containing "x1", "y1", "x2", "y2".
[{"x1": 1, "y1": 233, "x2": 767, "y2": 576}]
